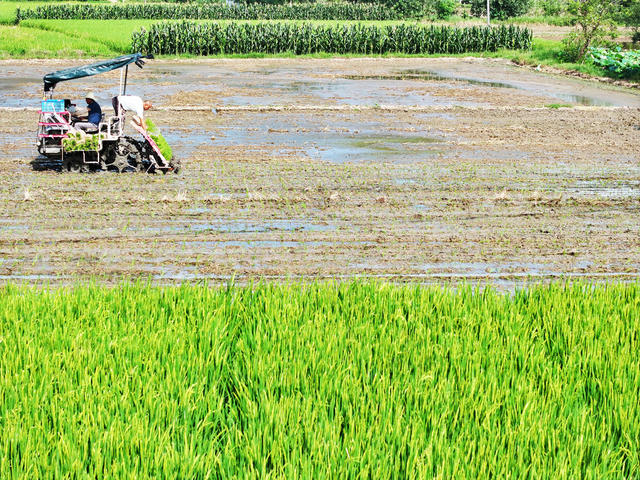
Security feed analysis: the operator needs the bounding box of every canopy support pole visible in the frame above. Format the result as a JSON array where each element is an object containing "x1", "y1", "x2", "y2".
[{"x1": 123, "y1": 65, "x2": 129, "y2": 95}]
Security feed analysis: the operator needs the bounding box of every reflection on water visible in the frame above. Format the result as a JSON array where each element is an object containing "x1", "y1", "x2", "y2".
[
  {"x1": 207, "y1": 114, "x2": 447, "y2": 163},
  {"x1": 345, "y1": 69, "x2": 617, "y2": 106},
  {"x1": 2, "y1": 60, "x2": 636, "y2": 109},
  {"x1": 345, "y1": 70, "x2": 518, "y2": 90},
  {"x1": 554, "y1": 94, "x2": 614, "y2": 106}
]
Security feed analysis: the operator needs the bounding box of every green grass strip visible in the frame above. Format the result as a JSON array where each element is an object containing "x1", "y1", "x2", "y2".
[{"x1": 1, "y1": 281, "x2": 639, "y2": 478}]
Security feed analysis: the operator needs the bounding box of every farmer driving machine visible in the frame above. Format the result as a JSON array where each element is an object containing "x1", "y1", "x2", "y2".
[{"x1": 37, "y1": 53, "x2": 179, "y2": 173}]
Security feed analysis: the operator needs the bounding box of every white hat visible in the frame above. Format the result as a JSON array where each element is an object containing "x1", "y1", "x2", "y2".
[{"x1": 85, "y1": 92, "x2": 98, "y2": 102}]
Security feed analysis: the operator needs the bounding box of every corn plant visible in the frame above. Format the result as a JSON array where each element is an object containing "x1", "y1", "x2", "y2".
[
  {"x1": 16, "y1": 3, "x2": 400, "y2": 22},
  {"x1": 130, "y1": 21, "x2": 533, "y2": 55}
]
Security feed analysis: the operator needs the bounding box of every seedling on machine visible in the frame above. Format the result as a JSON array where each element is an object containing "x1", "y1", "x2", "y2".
[{"x1": 37, "y1": 53, "x2": 179, "y2": 174}]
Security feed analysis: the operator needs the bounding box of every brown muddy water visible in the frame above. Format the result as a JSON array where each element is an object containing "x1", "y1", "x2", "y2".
[{"x1": 1, "y1": 58, "x2": 640, "y2": 288}]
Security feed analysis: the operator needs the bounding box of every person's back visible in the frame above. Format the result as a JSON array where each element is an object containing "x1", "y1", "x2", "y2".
[
  {"x1": 73, "y1": 92, "x2": 103, "y2": 132},
  {"x1": 87, "y1": 100, "x2": 102, "y2": 125},
  {"x1": 113, "y1": 95, "x2": 152, "y2": 130}
]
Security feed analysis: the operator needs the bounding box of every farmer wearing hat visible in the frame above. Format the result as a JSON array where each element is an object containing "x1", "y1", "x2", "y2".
[{"x1": 72, "y1": 92, "x2": 102, "y2": 132}]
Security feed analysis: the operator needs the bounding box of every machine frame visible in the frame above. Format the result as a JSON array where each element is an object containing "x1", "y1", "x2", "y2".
[{"x1": 37, "y1": 53, "x2": 178, "y2": 173}]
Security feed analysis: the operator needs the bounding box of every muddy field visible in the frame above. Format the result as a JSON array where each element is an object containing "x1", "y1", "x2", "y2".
[{"x1": 1, "y1": 58, "x2": 639, "y2": 286}]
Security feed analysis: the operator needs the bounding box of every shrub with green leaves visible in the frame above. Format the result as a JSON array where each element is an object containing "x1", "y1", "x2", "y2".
[
  {"x1": 621, "y1": 0, "x2": 640, "y2": 43},
  {"x1": 1, "y1": 281, "x2": 640, "y2": 477},
  {"x1": 436, "y1": 0, "x2": 459, "y2": 18},
  {"x1": 561, "y1": 0, "x2": 619, "y2": 61},
  {"x1": 131, "y1": 21, "x2": 533, "y2": 55},
  {"x1": 589, "y1": 46, "x2": 640, "y2": 76},
  {"x1": 539, "y1": 0, "x2": 567, "y2": 16},
  {"x1": 16, "y1": 3, "x2": 400, "y2": 22},
  {"x1": 346, "y1": 0, "x2": 457, "y2": 19}
]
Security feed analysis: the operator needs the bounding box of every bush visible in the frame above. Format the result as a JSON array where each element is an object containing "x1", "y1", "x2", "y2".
[
  {"x1": 589, "y1": 46, "x2": 640, "y2": 76},
  {"x1": 387, "y1": 0, "x2": 425, "y2": 17},
  {"x1": 539, "y1": 0, "x2": 566, "y2": 16},
  {"x1": 621, "y1": 0, "x2": 640, "y2": 44},
  {"x1": 559, "y1": 33, "x2": 584, "y2": 61},
  {"x1": 561, "y1": 0, "x2": 618, "y2": 62},
  {"x1": 470, "y1": 0, "x2": 533, "y2": 19},
  {"x1": 436, "y1": 0, "x2": 459, "y2": 18}
]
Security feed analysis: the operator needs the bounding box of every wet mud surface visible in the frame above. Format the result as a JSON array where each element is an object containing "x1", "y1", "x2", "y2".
[
  {"x1": 3, "y1": 57, "x2": 640, "y2": 109},
  {"x1": 1, "y1": 58, "x2": 640, "y2": 287}
]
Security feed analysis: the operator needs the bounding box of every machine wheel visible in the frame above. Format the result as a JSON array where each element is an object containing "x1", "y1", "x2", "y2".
[
  {"x1": 104, "y1": 138, "x2": 141, "y2": 173},
  {"x1": 111, "y1": 155, "x2": 139, "y2": 173},
  {"x1": 62, "y1": 156, "x2": 90, "y2": 173},
  {"x1": 169, "y1": 157, "x2": 181, "y2": 174}
]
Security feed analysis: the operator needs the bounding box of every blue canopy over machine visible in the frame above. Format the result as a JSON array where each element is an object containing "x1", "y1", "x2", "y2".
[{"x1": 43, "y1": 53, "x2": 150, "y2": 92}]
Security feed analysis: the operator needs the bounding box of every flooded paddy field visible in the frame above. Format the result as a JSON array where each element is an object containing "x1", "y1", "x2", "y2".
[{"x1": 1, "y1": 58, "x2": 640, "y2": 287}]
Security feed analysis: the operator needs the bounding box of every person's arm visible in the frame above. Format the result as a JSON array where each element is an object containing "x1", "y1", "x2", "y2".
[{"x1": 72, "y1": 106, "x2": 88, "y2": 120}]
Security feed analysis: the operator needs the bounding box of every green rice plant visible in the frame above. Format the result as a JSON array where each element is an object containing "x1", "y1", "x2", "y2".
[
  {"x1": 131, "y1": 21, "x2": 533, "y2": 55},
  {"x1": 145, "y1": 118, "x2": 173, "y2": 162},
  {"x1": 62, "y1": 131, "x2": 102, "y2": 152},
  {"x1": 0, "y1": 281, "x2": 639, "y2": 478},
  {"x1": 0, "y1": 23, "x2": 121, "y2": 58},
  {"x1": 16, "y1": 3, "x2": 400, "y2": 22}
]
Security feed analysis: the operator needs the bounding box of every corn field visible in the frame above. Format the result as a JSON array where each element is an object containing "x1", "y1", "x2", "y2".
[
  {"x1": 131, "y1": 22, "x2": 533, "y2": 55},
  {"x1": 16, "y1": 3, "x2": 399, "y2": 22},
  {"x1": 1, "y1": 282, "x2": 639, "y2": 478}
]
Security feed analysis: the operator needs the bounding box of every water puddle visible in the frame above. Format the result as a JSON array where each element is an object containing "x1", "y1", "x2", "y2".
[
  {"x1": 313, "y1": 135, "x2": 444, "y2": 163},
  {"x1": 554, "y1": 94, "x2": 612, "y2": 107},
  {"x1": 3, "y1": 59, "x2": 640, "y2": 110},
  {"x1": 0, "y1": 133, "x2": 34, "y2": 158},
  {"x1": 567, "y1": 180, "x2": 640, "y2": 199},
  {"x1": 419, "y1": 261, "x2": 556, "y2": 276},
  {"x1": 372, "y1": 67, "x2": 630, "y2": 107},
  {"x1": 162, "y1": 128, "x2": 212, "y2": 158},
  {"x1": 185, "y1": 239, "x2": 364, "y2": 249},
  {"x1": 212, "y1": 113, "x2": 446, "y2": 163},
  {"x1": 0, "y1": 76, "x2": 42, "y2": 89},
  {"x1": 145, "y1": 219, "x2": 335, "y2": 234},
  {"x1": 392, "y1": 70, "x2": 619, "y2": 106},
  {"x1": 345, "y1": 71, "x2": 518, "y2": 90}
]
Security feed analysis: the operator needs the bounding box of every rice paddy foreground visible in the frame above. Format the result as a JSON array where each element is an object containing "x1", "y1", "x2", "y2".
[{"x1": 1, "y1": 282, "x2": 639, "y2": 478}]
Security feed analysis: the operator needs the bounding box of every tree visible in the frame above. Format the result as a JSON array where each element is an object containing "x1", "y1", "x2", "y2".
[
  {"x1": 470, "y1": 0, "x2": 533, "y2": 19},
  {"x1": 562, "y1": 0, "x2": 620, "y2": 61},
  {"x1": 619, "y1": 0, "x2": 640, "y2": 42},
  {"x1": 390, "y1": 0, "x2": 425, "y2": 17}
]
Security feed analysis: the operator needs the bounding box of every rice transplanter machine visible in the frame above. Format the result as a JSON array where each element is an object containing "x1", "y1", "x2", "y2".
[{"x1": 37, "y1": 53, "x2": 179, "y2": 173}]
